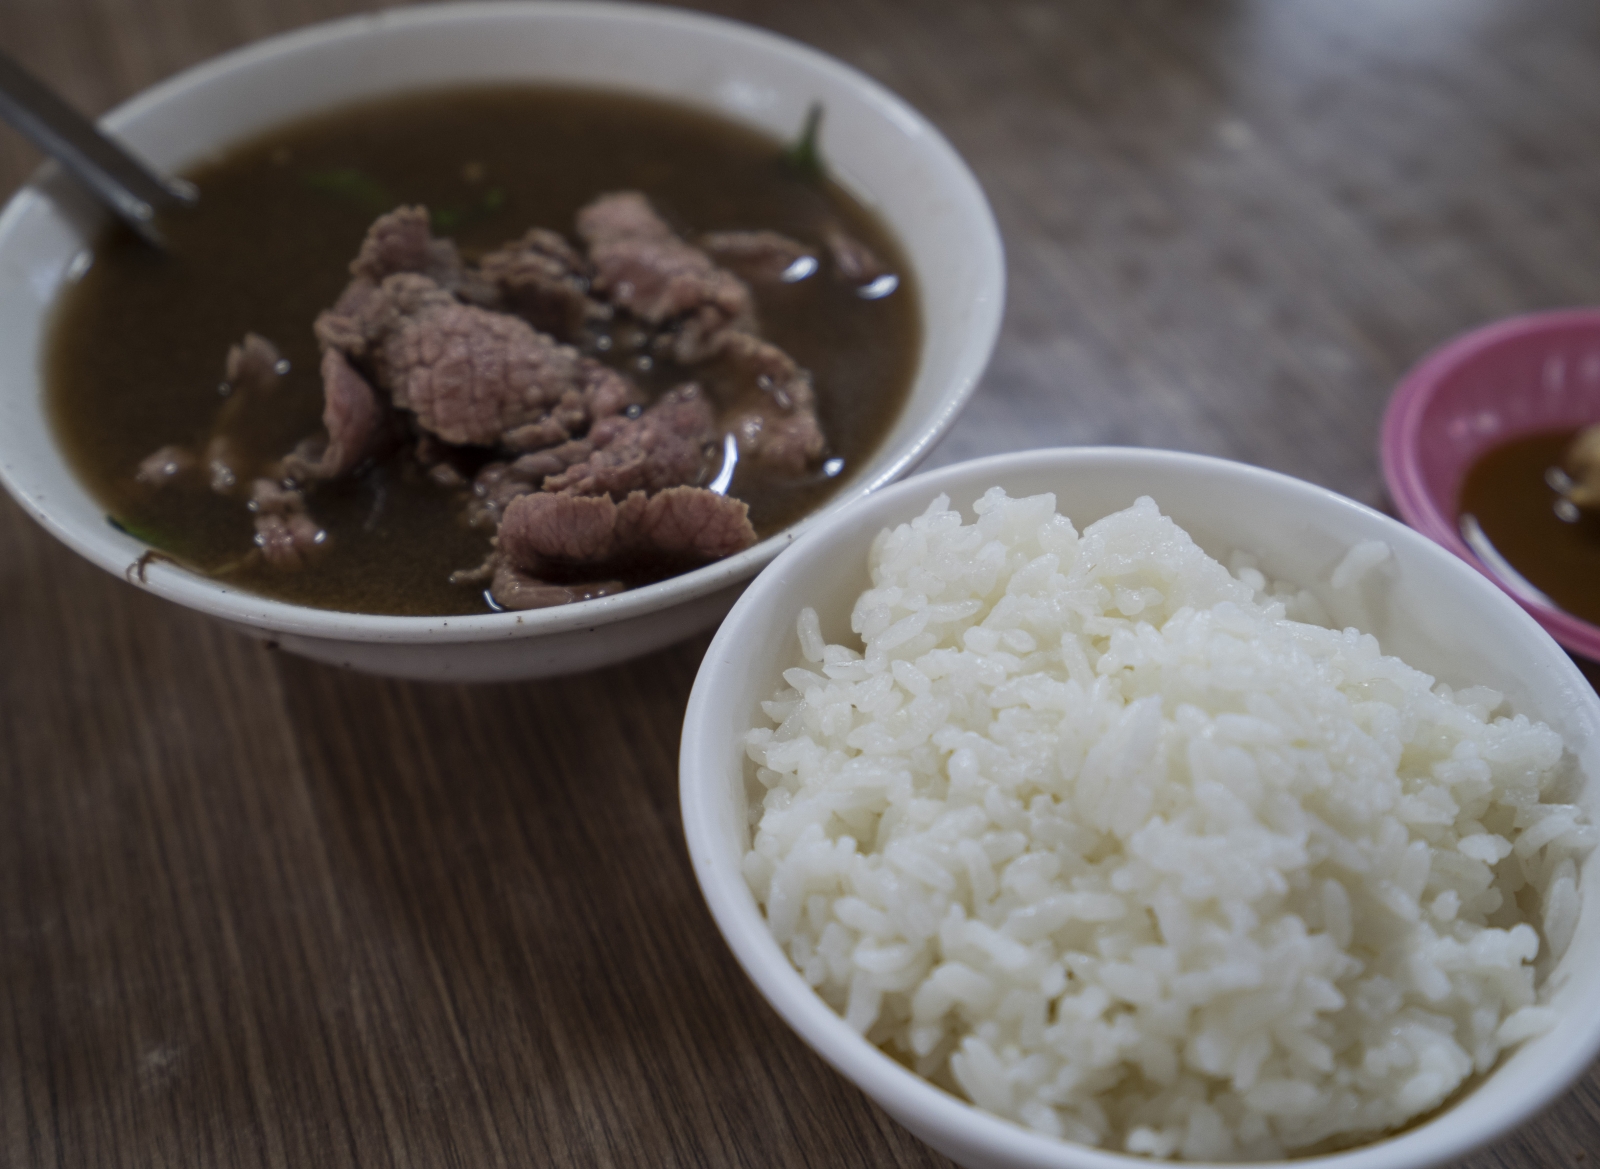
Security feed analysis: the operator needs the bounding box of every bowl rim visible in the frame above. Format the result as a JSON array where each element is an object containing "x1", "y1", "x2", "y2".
[
  {"x1": 681, "y1": 445, "x2": 1600, "y2": 1169},
  {"x1": 1380, "y1": 306, "x2": 1600, "y2": 660},
  {"x1": 0, "y1": 0, "x2": 1005, "y2": 645}
]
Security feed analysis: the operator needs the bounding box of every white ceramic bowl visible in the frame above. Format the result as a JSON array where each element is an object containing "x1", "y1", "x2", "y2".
[
  {"x1": 0, "y1": 2, "x2": 1003, "y2": 682},
  {"x1": 680, "y1": 447, "x2": 1600, "y2": 1169}
]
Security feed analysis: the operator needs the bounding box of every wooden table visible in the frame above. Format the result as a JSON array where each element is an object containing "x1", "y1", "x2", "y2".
[{"x1": 4, "y1": 1, "x2": 1599, "y2": 1165}]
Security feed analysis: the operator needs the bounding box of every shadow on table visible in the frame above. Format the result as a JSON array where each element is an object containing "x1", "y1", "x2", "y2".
[{"x1": 261, "y1": 638, "x2": 953, "y2": 1167}]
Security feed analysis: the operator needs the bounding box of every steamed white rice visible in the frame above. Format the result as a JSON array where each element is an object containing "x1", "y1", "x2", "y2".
[{"x1": 742, "y1": 490, "x2": 1594, "y2": 1160}]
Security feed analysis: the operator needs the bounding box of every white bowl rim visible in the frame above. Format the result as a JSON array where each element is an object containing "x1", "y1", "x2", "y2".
[
  {"x1": 0, "y1": 0, "x2": 1004, "y2": 645},
  {"x1": 680, "y1": 445, "x2": 1600, "y2": 1169}
]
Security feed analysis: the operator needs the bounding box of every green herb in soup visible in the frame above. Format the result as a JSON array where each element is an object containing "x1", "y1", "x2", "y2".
[{"x1": 48, "y1": 87, "x2": 920, "y2": 616}]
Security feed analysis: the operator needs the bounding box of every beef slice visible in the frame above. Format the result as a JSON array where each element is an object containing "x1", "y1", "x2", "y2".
[
  {"x1": 351, "y1": 205, "x2": 497, "y2": 305},
  {"x1": 542, "y1": 383, "x2": 717, "y2": 498},
  {"x1": 316, "y1": 348, "x2": 388, "y2": 477},
  {"x1": 576, "y1": 192, "x2": 755, "y2": 361},
  {"x1": 498, "y1": 484, "x2": 756, "y2": 575},
  {"x1": 249, "y1": 478, "x2": 327, "y2": 569},
  {"x1": 224, "y1": 333, "x2": 285, "y2": 395},
  {"x1": 700, "y1": 230, "x2": 815, "y2": 283},
  {"x1": 319, "y1": 273, "x2": 634, "y2": 451},
  {"x1": 487, "y1": 560, "x2": 627, "y2": 611},
  {"x1": 479, "y1": 226, "x2": 607, "y2": 339},
  {"x1": 708, "y1": 332, "x2": 825, "y2": 473}
]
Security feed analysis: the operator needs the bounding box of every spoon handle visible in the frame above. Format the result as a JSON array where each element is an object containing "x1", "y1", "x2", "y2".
[{"x1": 0, "y1": 48, "x2": 195, "y2": 245}]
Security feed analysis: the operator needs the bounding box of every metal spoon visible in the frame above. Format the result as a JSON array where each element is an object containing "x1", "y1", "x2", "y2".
[
  {"x1": 1458, "y1": 513, "x2": 1559, "y2": 610},
  {"x1": 0, "y1": 47, "x2": 195, "y2": 246}
]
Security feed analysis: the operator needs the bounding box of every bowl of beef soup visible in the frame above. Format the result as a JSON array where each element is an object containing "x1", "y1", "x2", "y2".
[{"x1": 0, "y1": 2, "x2": 1003, "y2": 681}]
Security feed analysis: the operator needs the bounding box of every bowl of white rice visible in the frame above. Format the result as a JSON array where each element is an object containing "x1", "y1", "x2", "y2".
[{"x1": 679, "y1": 446, "x2": 1600, "y2": 1168}]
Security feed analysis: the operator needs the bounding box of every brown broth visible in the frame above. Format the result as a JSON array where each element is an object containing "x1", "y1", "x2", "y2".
[
  {"x1": 1457, "y1": 428, "x2": 1600, "y2": 625},
  {"x1": 47, "y1": 86, "x2": 921, "y2": 616}
]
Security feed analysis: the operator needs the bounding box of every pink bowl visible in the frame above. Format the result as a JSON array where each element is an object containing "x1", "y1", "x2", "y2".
[{"x1": 1382, "y1": 308, "x2": 1600, "y2": 659}]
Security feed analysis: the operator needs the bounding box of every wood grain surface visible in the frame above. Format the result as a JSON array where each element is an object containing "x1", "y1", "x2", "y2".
[{"x1": 3, "y1": 1, "x2": 1600, "y2": 1166}]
